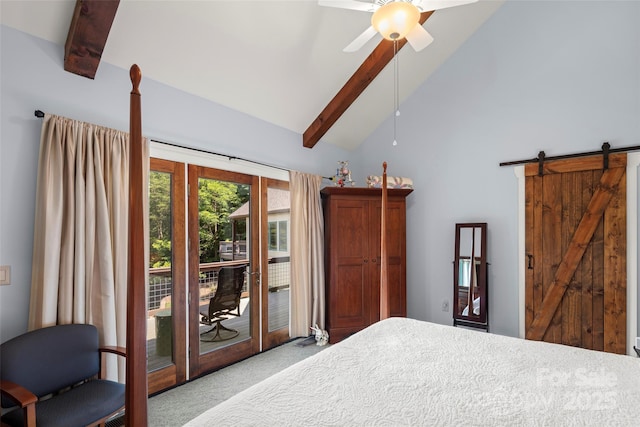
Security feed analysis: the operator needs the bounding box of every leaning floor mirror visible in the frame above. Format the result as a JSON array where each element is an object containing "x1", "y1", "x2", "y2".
[{"x1": 453, "y1": 223, "x2": 488, "y2": 331}]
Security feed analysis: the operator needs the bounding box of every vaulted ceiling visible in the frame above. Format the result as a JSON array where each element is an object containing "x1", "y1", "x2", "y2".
[{"x1": 1, "y1": 0, "x2": 504, "y2": 150}]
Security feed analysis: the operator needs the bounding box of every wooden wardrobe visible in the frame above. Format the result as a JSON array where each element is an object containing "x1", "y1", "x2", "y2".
[{"x1": 321, "y1": 187, "x2": 412, "y2": 343}]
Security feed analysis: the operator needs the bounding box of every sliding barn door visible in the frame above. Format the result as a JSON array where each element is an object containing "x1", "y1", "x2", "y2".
[{"x1": 524, "y1": 153, "x2": 626, "y2": 354}]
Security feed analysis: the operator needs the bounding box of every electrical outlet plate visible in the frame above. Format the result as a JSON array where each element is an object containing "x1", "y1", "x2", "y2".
[
  {"x1": 0, "y1": 265, "x2": 10, "y2": 285},
  {"x1": 0, "y1": 265, "x2": 11, "y2": 285},
  {"x1": 441, "y1": 299, "x2": 449, "y2": 312}
]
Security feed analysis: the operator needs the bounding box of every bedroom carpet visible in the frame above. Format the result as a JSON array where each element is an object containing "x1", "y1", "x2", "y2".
[{"x1": 145, "y1": 337, "x2": 328, "y2": 427}]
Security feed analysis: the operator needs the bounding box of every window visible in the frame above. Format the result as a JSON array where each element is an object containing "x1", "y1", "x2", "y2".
[
  {"x1": 278, "y1": 221, "x2": 287, "y2": 251},
  {"x1": 268, "y1": 220, "x2": 288, "y2": 251}
]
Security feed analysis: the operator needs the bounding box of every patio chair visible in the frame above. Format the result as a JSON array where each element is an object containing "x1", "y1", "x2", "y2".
[
  {"x1": 0, "y1": 323, "x2": 125, "y2": 427},
  {"x1": 199, "y1": 265, "x2": 246, "y2": 342}
]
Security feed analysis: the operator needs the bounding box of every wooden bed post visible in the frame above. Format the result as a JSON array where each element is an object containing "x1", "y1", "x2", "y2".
[
  {"x1": 126, "y1": 64, "x2": 148, "y2": 426},
  {"x1": 380, "y1": 162, "x2": 390, "y2": 320}
]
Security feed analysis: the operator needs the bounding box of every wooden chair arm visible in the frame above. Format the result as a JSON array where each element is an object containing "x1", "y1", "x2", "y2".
[
  {"x1": 0, "y1": 380, "x2": 37, "y2": 408},
  {"x1": 100, "y1": 346, "x2": 126, "y2": 358},
  {"x1": 98, "y1": 346, "x2": 127, "y2": 380},
  {"x1": 0, "y1": 380, "x2": 37, "y2": 426}
]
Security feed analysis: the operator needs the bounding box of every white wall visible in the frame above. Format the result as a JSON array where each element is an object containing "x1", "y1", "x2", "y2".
[
  {"x1": 0, "y1": 25, "x2": 347, "y2": 342},
  {"x1": 352, "y1": 0, "x2": 640, "y2": 337}
]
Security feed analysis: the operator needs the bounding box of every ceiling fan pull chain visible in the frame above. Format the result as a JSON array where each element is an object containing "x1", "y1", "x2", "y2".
[
  {"x1": 393, "y1": 39, "x2": 399, "y2": 146},
  {"x1": 395, "y1": 39, "x2": 400, "y2": 117}
]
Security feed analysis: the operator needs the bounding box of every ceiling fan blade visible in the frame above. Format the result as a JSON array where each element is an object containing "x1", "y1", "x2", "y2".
[
  {"x1": 405, "y1": 24, "x2": 434, "y2": 52},
  {"x1": 413, "y1": 0, "x2": 478, "y2": 13},
  {"x1": 318, "y1": 0, "x2": 379, "y2": 13},
  {"x1": 343, "y1": 26, "x2": 379, "y2": 52}
]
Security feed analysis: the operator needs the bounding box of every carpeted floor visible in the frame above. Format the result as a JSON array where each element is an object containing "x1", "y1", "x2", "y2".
[
  {"x1": 107, "y1": 337, "x2": 325, "y2": 426},
  {"x1": 106, "y1": 337, "x2": 327, "y2": 427}
]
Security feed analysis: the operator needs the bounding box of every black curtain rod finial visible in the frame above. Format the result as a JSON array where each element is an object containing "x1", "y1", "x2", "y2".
[{"x1": 34, "y1": 110, "x2": 44, "y2": 118}]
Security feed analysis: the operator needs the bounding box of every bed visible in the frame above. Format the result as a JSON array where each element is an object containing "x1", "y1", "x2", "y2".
[
  {"x1": 182, "y1": 317, "x2": 639, "y2": 426},
  {"x1": 124, "y1": 66, "x2": 640, "y2": 426}
]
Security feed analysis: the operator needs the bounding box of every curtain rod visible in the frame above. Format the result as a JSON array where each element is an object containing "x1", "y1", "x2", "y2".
[
  {"x1": 34, "y1": 109, "x2": 292, "y2": 174},
  {"x1": 499, "y1": 142, "x2": 640, "y2": 167},
  {"x1": 149, "y1": 137, "x2": 292, "y2": 172},
  {"x1": 150, "y1": 138, "x2": 340, "y2": 181}
]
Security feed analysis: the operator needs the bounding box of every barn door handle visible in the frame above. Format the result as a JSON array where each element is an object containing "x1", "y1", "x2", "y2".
[{"x1": 527, "y1": 254, "x2": 534, "y2": 270}]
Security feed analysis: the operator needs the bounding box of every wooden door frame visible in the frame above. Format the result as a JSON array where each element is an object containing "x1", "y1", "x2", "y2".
[{"x1": 515, "y1": 153, "x2": 639, "y2": 355}]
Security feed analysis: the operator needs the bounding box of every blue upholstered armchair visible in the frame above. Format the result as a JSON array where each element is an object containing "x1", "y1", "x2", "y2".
[{"x1": 0, "y1": 324, "x2": 126, "y2": 427}]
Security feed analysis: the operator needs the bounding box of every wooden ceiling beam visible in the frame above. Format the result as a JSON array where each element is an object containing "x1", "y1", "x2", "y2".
[
  {"x1": 64, "y1": 0, "x2": 120, "y2": 79},
  {"x1": 302, "y1": 11, "x2": 433, "y2": 149}
]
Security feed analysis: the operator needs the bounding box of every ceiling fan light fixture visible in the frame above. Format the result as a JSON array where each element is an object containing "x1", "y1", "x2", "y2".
[{"x1": 371, "y1": 1, "x2": 420, "y2": 41}]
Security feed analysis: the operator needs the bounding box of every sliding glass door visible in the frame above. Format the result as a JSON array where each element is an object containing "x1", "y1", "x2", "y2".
[
  {"x1": 261, "y1": 178, "x2": 291, "y2": 350},
  {"x1": 146, "y1": 158, "x2": 291, "y2": 390},
  {"x1": 188, "y1": 165, "x2": 261, "y2": 377},
  {"x1": 147, "y1": 158, "x2": 187, "y2": 394}
]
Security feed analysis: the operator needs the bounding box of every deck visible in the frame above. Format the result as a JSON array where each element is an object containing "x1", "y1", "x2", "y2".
[{"x1": 147, "y1": 289, "x2": 289, "y2": 372}]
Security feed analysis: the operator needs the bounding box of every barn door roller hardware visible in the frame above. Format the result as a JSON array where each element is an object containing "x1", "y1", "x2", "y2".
[
  {"x1": 602, "y1": 142, "x2": 610, "y2": 170},
  {"x1": 537, "y1": 151, "x2": 545, "y2": 176},
  {"x1": 500, "y1": 142, "x2": 640, "y2": 175}
]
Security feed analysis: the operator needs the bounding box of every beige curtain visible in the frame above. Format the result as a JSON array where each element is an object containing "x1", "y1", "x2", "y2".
[
  {"x1": 29, "y1": 113, "x2": 149, "y2": 381},
  {"x1": 289, "y1": 171, "x2": 325, "y2": 337}
]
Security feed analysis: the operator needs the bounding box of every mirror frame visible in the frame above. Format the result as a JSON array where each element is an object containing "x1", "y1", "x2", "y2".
[{"x1": 453, "y1": 222, "x2": 488, "y2": 329}]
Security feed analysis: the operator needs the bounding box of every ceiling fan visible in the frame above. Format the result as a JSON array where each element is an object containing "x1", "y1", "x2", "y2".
[{"x1": 319, "y1": 0, "x2": 478, "y2": 52}]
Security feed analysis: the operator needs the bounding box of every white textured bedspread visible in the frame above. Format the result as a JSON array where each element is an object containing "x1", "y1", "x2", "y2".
[{"x1": 184, "y1": 318, "x2": 640, "y2": 426}]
